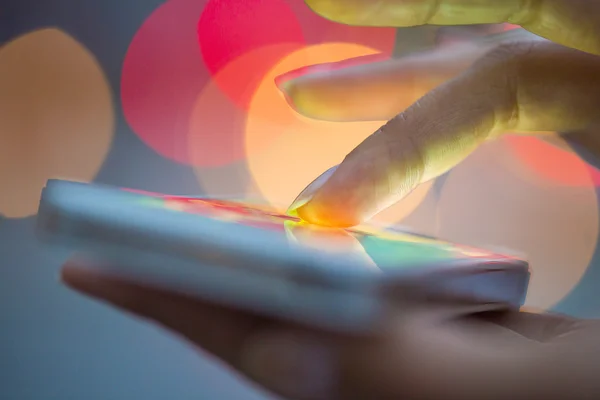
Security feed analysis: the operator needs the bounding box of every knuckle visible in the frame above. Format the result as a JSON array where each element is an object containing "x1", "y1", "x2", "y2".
[
  {"x1": 469, "y1": 41, "x2": 546, "y2": 130},
  {"x1": 474, "y1": 40, "x2": 600, "y2": 130},
  {"x1": 475, "y1": 41, "x2": 539, "y2": 72}
]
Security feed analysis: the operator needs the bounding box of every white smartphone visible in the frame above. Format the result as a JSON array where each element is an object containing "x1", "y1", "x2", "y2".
[{"x1": 37, "y1": 179, "x2": 530, "y2": 333}]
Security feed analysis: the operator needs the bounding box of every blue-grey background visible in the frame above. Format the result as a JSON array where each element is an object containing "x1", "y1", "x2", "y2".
[{"x1": 1, "y1": 1, "x2": 270, "y2": 398}]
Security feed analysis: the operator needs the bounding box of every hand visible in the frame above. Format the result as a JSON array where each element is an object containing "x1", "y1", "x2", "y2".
[
  {"x1": 62, "y1": 261, "x2": 600, "y2": 400},
  {"x1": 284, "y1": 0, "x2": 600, "y2": 227}
]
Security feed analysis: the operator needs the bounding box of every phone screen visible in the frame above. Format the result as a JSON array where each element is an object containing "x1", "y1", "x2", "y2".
[{"x1": 126, "y1": 190, "x2": 508, "y2": 270}]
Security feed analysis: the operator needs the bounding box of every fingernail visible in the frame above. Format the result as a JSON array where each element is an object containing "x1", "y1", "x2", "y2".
[
  {"x1": 242, "y1": 332, "x2": 336, "y2": 399},
  {"x1": 275, "y1": 65, "x2": 327, "y2": 110},
  {"x1": 287, "y1": 165, "x2": 338, "y2": 217},
  {"x1": 275, "y1": 54, "x2": 387, "y2": 91},
  {"x1": 274, "y1": 69, "x2": 302, "y2": 90},
  {"x1": 274, "y1": 64, "x2": 331, "y2": 91},
  {"x1": 274, "y1": 60, "x2": 360, "y2": 96}
]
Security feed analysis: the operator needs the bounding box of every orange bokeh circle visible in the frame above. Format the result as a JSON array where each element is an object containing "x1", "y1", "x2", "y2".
[
  {"x1": 435, "y1": 138, "x2": 598, "y2": 310},
  {"x1": 502, "y1": 134, "x2": 600, "y2": 187},
  {"x1": 244, "y1": 43, "x2": 432, "y2": 222},
  {"x1": 0, "y1": 29, "x2": 113, "y2": 218},
  {"x1": 188, "y1": 43, "x2": 304, "y2": 168}
]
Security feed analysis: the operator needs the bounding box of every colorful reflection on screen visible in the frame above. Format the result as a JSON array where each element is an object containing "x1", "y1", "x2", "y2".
[{"x1": 127, "y1": 189, "x2": 510, "y2": 270}]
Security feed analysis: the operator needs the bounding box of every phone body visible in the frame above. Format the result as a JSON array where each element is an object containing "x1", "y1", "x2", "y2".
[{"x1": 37, "y1": 179, "x2": 530, "y2": 333}]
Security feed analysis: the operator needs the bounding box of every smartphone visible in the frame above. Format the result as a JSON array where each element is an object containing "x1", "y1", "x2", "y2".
[{"x1": 37, "y1": 179, "x2": 530, "y2": 333}]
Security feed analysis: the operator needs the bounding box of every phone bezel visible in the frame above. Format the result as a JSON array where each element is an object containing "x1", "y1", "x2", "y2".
[{"x1": 38, "y1": 180, "x2": 528, "y2": 289}]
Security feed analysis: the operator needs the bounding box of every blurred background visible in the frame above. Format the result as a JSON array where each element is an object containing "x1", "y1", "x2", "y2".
[{"x1": 1, "y1": 1, "x2": 600, "y2": 398}]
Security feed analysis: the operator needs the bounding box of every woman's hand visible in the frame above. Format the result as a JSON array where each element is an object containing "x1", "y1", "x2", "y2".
[
  {"x1": 285, "y1": 0, "x2": 600, "y2": 227},
  {"x1": 62, "y1": 261, "x2": 600, "y2": 400}
]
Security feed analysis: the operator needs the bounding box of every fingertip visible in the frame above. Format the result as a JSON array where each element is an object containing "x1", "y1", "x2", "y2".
[
  {"x1": 59, "y1": 268, "x2": 109, "y2": 300},
  {"x1": 287, "y1": 165, "x2": 338, "y2": 213},
  {"x1": 59, "y1": 258, "x2": 125, "y2": 299},
  {"x1": 275, "y1": 74, "x2": 298, "y2": 104},
  {"x1": 288, "y1": 162, "x2": 376, "y2": 227},
  {"x1": 287, "y1": 164, "x2": 364, "y2": 227},
  {"x1": 60, "y1": 259, "x2": 96, "y2": 287},
  {"x1": 296, "y1": 201, "x2": 359, "y2": 228},
  {"x1": 276, "y1": 76, "x2": 333, "y2": 121},
  {"x1": 276, "y1": 55, "x2": 406, "y2": 122}
]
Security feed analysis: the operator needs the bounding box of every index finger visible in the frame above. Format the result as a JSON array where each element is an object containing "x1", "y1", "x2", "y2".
[
  {"x1": 293, "y1": 41, "x2": 600, "y2": 227},
  {"x1": 305, "y1": 0, "x2": 600, "y2": 55}
]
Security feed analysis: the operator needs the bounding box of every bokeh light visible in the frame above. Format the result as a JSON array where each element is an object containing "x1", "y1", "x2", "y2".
[
  {"x1": 503, "y1": 134, "x2": 600, "y2": 187},
  {"x1": 198, "y1": 0, "x2": 395, "y2": 111},
  {"x1": 198, "y1": 0, "x2": 305, "y2": 111},
  {"x1": 282, "y1": 0, "x2": 395, "y2": 51},
  {"x1": 0, "y1": 28, "x2": 114, "y2": 218},
  {"x1": 198, "y1": 0, "x2": 304, "y2": 74},
  {"x1": 194, "y1": 160, "x2": 262, "y2": 200},
  {"x1": 244, "y1": 42, "x2": 432, "y2": 222},
  {"x1": 121, "y1": 0, "x2": 211, "y2": 164},
  {"x1": 188, "y1": 43, "x2": 301, "y2": 166},
  {"x1": 436, "y1": 138, "x2": 599, "y2": 310},
  {"x1": 124, "y1": 0, "x2": 395, "y2": 167}
]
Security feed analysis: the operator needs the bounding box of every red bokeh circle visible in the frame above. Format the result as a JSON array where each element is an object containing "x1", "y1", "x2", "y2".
[
  {"x1": 188, "y1": 43, "x2": 302, "y2": 166},
  {"x1": 123, "y1": 0, "x2": 396, "y2": 166},
  {"x1": 505, "y1": 135, "x2": 600, "y2": 187},
  {"x1": 198, "y1": 0, "x2": 396, "y2": 112},
  {"x1": 198, "y1": 0, "x2": 305, "y2": 75},
  {"x1": 122, "y1": 0, "x2": 212, "y2": 164}
]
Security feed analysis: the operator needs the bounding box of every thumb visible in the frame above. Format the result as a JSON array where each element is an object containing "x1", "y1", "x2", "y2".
[{"x1": 239, "y1": 307, "x2": 542, "y2": 400}]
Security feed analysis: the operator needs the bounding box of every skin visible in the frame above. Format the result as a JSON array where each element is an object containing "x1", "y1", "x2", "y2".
[{"x1": 62, "y1": 1, "x2": 600, "y2": 399}]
